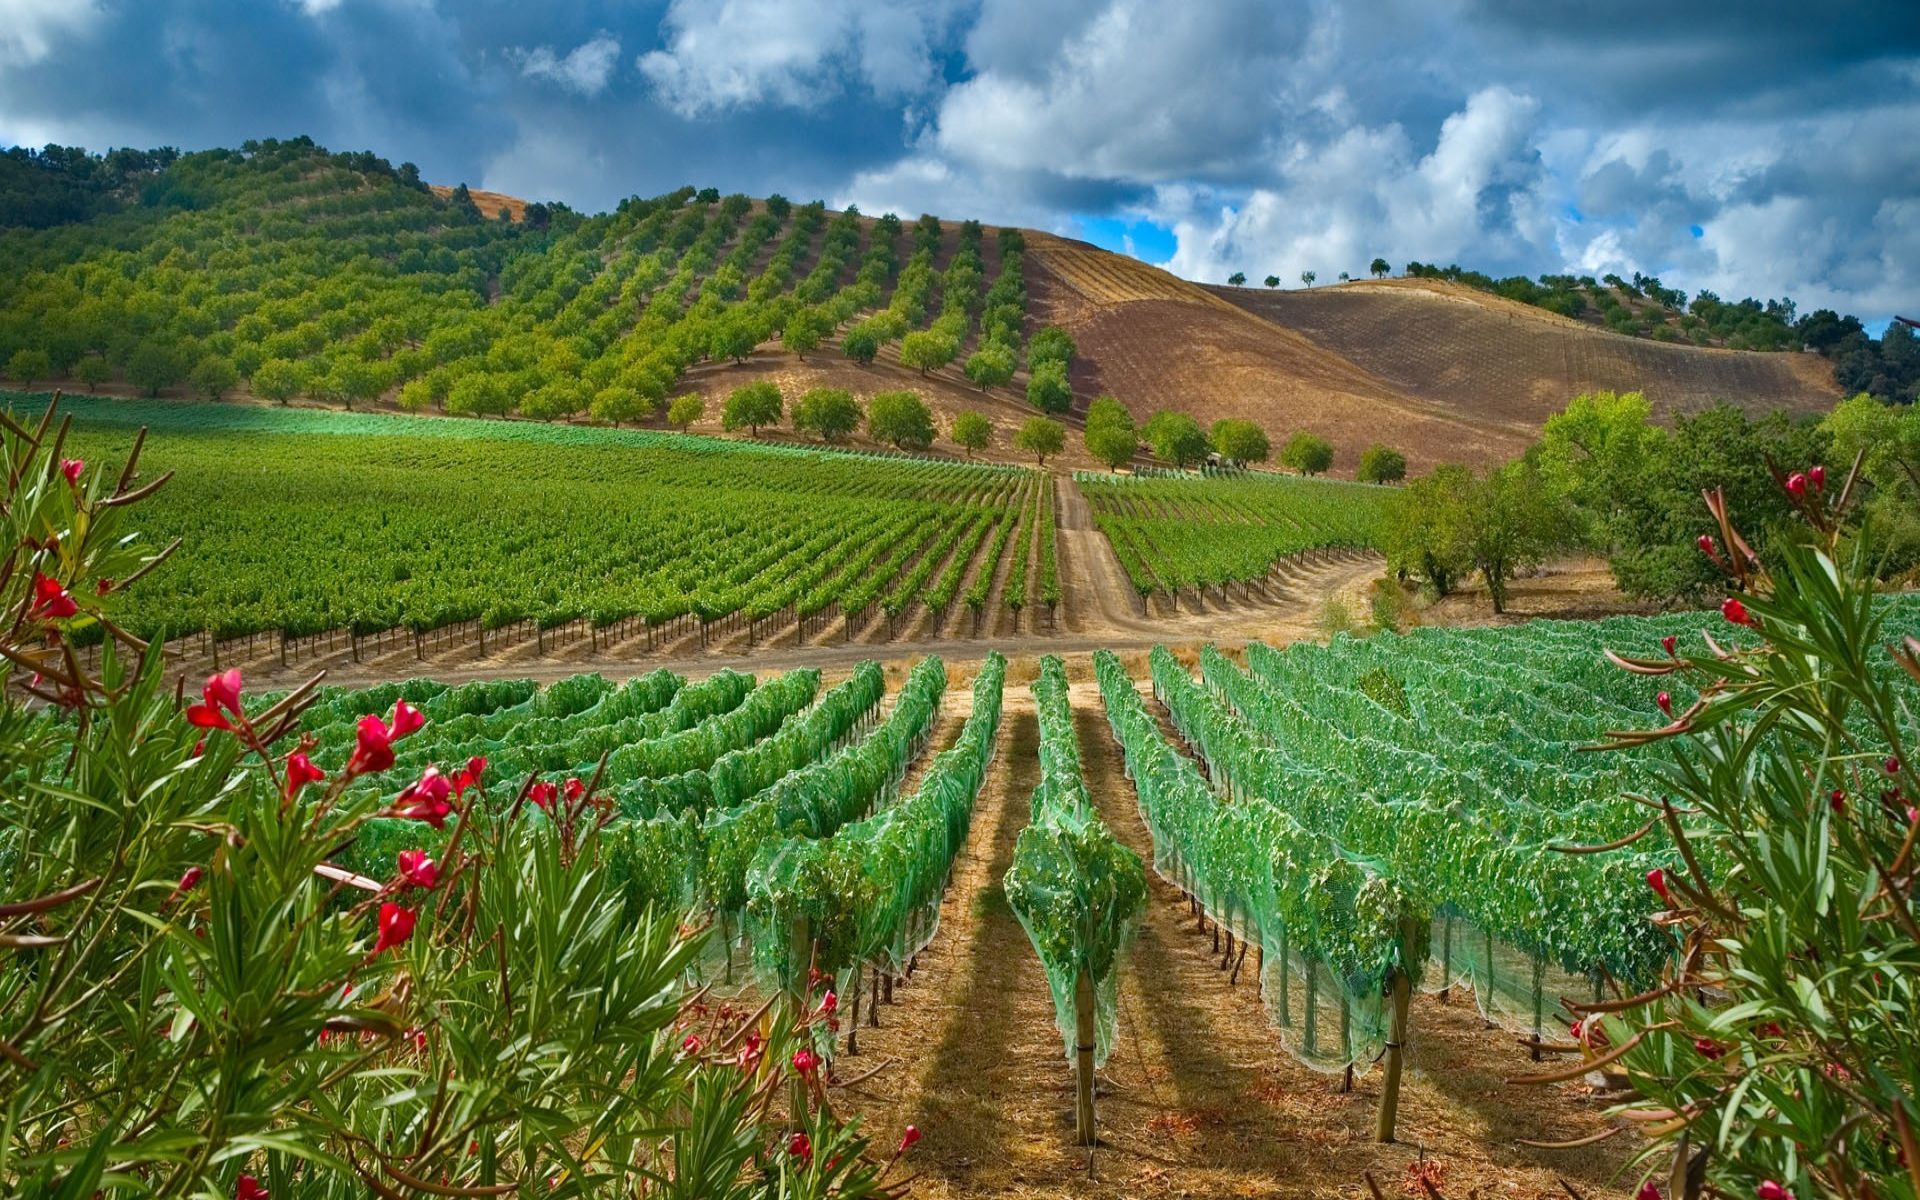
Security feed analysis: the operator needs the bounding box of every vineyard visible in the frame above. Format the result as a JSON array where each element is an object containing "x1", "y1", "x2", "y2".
[
  {"x1": 1076, "y1": 469, "x2": 1391, "y2": 601},
  {"x1": 24, "y1": 395, "x2": 1052, "y2": 648}
]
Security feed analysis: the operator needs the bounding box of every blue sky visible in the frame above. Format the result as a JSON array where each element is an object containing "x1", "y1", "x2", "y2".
[{"x1": 2, "y1": 0, "x2": 1916, "y2": 324}]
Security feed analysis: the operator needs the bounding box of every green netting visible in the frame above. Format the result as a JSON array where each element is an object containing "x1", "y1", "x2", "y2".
[
  {"x1": 1111, "y1": 649, "x2": 1426, "y2": 1073},
  {"x1": 746, "y1": 653, "x2": 1006, "y2": 1008},
  {"x1": 1004, "y1": 655, "x2": 1147, "y2": 1068},
  {"x1": 1424, "y1": 911, "x2": 1604, "y2": 1037}
]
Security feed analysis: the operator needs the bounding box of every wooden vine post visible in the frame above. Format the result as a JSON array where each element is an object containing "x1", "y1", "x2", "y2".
[
  {"x1": 1073, "y1": 967, "x2": 1096, "y2": 1146},
  {"x1": 1375, "y1": 967, "x2": 1413, "y2": 1143}
]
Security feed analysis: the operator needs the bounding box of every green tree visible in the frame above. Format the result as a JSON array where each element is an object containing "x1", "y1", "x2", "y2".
[
  {"x1": 721, "y1": 380, "x2": 782, "y2": 435},
  {"x1": 251, "y1": 358, "x2": 304, "y2": 405},
  {"x1": 1211, "y1": 418, "x2": 1271, "y2": 465},
  {"x1": 74, "y1": 354, "x2": 112, "y2": 393},
  {"x1": 666, "y1": 393, "x2": 705, "y2": 431},
  {"x1": 1263, "y1": 275, "x2": 1280, "y2": 288},
  {"x1": 1464, "y1": 459, "x2": 1575, "y2": 612},
  {"x1": 708, "y1": 312, "x2": 760, "y2": 363},
  {"x1": 326, "y1": 359, "x2": 384, "y2": 410},
  {"x1": 520, "y1": 380, "x2": 586, "y2": 422},
  {"x1": 840, "y1": 324, "x2": 880, "y2": 366},
  {"x1": 963, "y1": 343, "x2": 1015, "y2": 390},
  {"x1": 952, "y1": 411, "x2": 992, "y2": 458},
  {"x1": 1300, "y1": 271, "x2": 1316, "y2": 288},
  {"x1": 1820, "y1": 393, "x2": 1920, "y2": 573},
  {"x1": 189, "y1": 356, "x2": 238, "y2": 401},
  {"x1": 1142, "y1": 410, "x2": 1209, "y2": 468},
  {"x1": 590, "y1": 385, "x2": 652, "y2": 427},
  {"x1": 898, "y1": 330, "x2": 957, "y2": 375},
  {"x1": 793, "y1": 387, "x2": 861, "y2": 443},
  {"x1": 1535, "y1": 390, "x2": 1665, "y2": 550},
  {"x1": 867, "y1": 390, "x2": 935, "y2": 450},
  {"x1": 1026, "y1": 326, "x2": 1075, "y2": 368},
  {"x1": 1083, "y1": 396, "x2": 1138, "y2": 470},
  {"x1": 126, "y1": 343, "x2": 182, "y2": 397},
  {"x1": 398, "y1": 378, "x2": 435, "y2": 412},
  {"x1": 1026, "y1": 359, "x2": 1072, "y2": 415},
  {"x1": 7, "y1": 347, "x2": 51, "y2": 387},
  {"x1": 446, "y1": 373, "x2": 509, "y2": 418},
  {"x1": 1227, "y1": 272, "x2": 1246, "y2": 286},
  {"x1": 1383, "y1": 464, "x2": 1476, "y2": 596},
  {"x1": 1278, "y1": 431, "x2": 1332, "y2": 475},
  {"x1": 1014, "y1": 416, "x2": 1065, "y2": 465},
  {"x1": 1355, "y1": 444, "x2": 1408, "y2": 483},
  {"x1": 782, "y1": 308, "x2": 829, "y2": 360},
  {"x1": 1370, "y1": 257, "x2": 1390, "y2": 278}
]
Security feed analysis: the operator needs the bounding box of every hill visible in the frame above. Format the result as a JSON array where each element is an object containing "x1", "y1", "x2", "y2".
[{"x1": 0, "y1": 138, "x2": 1850, "y2": 474}]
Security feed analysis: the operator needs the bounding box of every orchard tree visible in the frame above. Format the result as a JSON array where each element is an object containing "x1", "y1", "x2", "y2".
[
  {"x1": 189, "y1": 356, "x2": 238, "y2": 401},
  {"x1": 1356, "y1": 444, "x2": 1408, "y2": 483},
  {"x1": 898, "y1": 330, "x2": 957, "y2": 375},
  {"x1": 1300, "y1": 271, "x2": 1316, "y2": 288},
  {"x1": 1383, "y1": 464, "x2": 1475, "y2": 596},
  {"x1": 74, "y1": 355, "x2": 112, "y2": 392},
  {"x1": 1211, "y1": 418, "x2": 1271, "y2": 465},
  {"x1": 590, "y1": 385, "x2": 651, "y2": 427},
  {"x1": 793, "y1": 387, "x2": 861, "y2": 443},
  {"x1": 840, "y1": 325, "x2": 880, "y2": 366},
  {"x1": 398, "y1": 378, "x2": 434, "y2": 412},
  {"x1": 446, "y1": 374, "x2": 509, "y2": 419},
  {"x1": 7, "y1": 347, "x2": 51, "y2": 387},
  {"x1": 1464, "y1": 459, "x2": 1574, "y2": 612},
  {"x1": 952, "y1": 411, "x2": 992, "y2": 457},
  {"x1": 1279, "y1": 431, "x2": 1333, "y2": 475},
  {"x1": 867, "y1": 390, "x2": 935, "y2": 450},
  {"x1": 963, "y1": 343, "x2": 1015, "y2": 390},
  {"x1": 1083, "y1": 395, "x2": 1138, "y2": 470},
  {"x1": 251, "y1": 358, "x2": 304, "y2": 405},
  {"x1": 666, "y1": 394, "x2": 706, "y2": 431},
  {"x1": 1263, "y1": 275, "x2": 1280, "y2": 288},
  {"x1": 1227, "y1": 272, "x2": 1247, "y2": 286},
  {"x1": 1026, "y1": 359, "x2": 1072, "y2": 414},
  {"x1": 327, "y1": 359, "x2": 384, "y2": 410},
  {"x1": 1026, "y1": 326, "x2": 1075, "y2": 369},
  {"x1": 708, "y1": 312, "x2": 760, "y2": 363},
  {"x1": 1014, "y1": 415, "x2": 1065, "y2": 465},
  {"x1": 126, "y1": 343, "x2": 182, "y2": 397},
  {"x1": 721, "y1": 381, "x2": 782, "y2": 435},
  {"x1": 521, "y1": 380, "x2": 586, "y2": 422},
  {"x1": 1143, "y1": 410, "x2": 1209, "y2": 469},
  {"x1": 782, "y1": 308, "x2": 829, "y2": 360},
  {"x1": 1370, "y1": 257, "x2": 1390, "y2": 278}
]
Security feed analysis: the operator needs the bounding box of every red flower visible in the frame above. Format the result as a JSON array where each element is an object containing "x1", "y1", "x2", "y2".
[
  {"x1": 564, "y1": 776, "x2": 585, "y2": 803},
  {"x1": 1808, "y1": 465, "x2": 1825, "y2": 491},
  {"x1": 395, "y1": 767, "x2": 454, "y2": 829},
  {"x1": 528, "y1": 780, "x2": 559, "y2": 814},
  {"x1": 1661, "y1": 635, "x2": 1676, "y2": 656},
  {"x1": 96, "y1": 578, "x2": 113, "y2": 596},
  {"x1": 347, "y1": 714, "x2": 395, "y2": 777},
  {"x1": 898, "y1": 1125, "x2": 921, "y2": 1153},
  {"x1": 373, "y1": 902, "x2": 416, "y2": 955},
  {"x1": 819, "y1": 990, "x2": 837, "y2": 1015},
  {"x1": 1636, "y1": 1184, "x2": 1660, "y2": 1200},
  {"x1": 390, "y1": 699, "x2": 425, "y2": 739},
  {"x1": 235, "y1": 1175, "x2": 268, "y2": 1200},
  {"x1": 186, "y1": 669, "x2": 245, "y2": 731},
  {"x1": 791, "y1": 1048, "x2": 820, "y2": 1076},
  {"x1": 1721, "y1": 597, "x2": 1753, "y2": 627},
  {"x1": 405, "y1": 1026, "x2": 428, "y2": 1053},
  {"x1": 1757, "y1": 1183, "x2": 1794, "y2": 1200},
  {"x1": 1693, "y1": 1037, "x2": 1725, "y2": 1060},
  {"x1": 176, "y1": 865, "x2": 205, "y2": 893},
  {"x1": 1696, "y1": 534, "x2": 1717, "y2": 557},
  {"x1": 30, "y1": 572, "x2": 78, "y2": 620},
  {"x1": 1784, "y1": 472, "x2": 1807, "y2": 497},
  {"x1": 454, "y1": 755, "x2": 487, "y2": 797},
  {"x1": 787, "y1": 1133, "x2": 812, "y2": 1164},
  {"x1": 1647, "y1": 868, "x2": 1672, "y2": 905},
  {"x1": 680, "y1": 1033, "x2": 704, "y2": 1056},
  {"x1": 736, "y1": 1031, "x2": 765, "y2": 1071},
  {"x1": 1830, "y1": 789, "x2": 1846, "y2": 814},
  {"x1": 60, "y1": 458, "x2": 84, "y2": 485},
  {"x1": 284, "y1": 750, "x2": 325, "y2": 797},
  {"x1": 396, "y1": 849, "x2": 439, "y2": 890},
  {"x1": 1656, "y1": 692, "x2": 1672, "y2": 716},
  {"x1": 1885, "y1": 756, "x2": 1902, "y2": 775}
]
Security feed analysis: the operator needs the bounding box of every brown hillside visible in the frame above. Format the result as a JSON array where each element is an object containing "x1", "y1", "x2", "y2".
[
  {"x1": 427, "y1": 184, "x2": 528, "y2": 221},
  {"x1": 1212, "y1": 276, "x2": 1839, "y2": 429}
]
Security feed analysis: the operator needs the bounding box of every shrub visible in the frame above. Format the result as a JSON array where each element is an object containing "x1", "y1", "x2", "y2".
[
  {"x1": 1356, "y1": 444, "x2": 1407, "y2": 483},
  {"x1": 1278, "y1": 431, "x2": 1332, "y2": 475}
]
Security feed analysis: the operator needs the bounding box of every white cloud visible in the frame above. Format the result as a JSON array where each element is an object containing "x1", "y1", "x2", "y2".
[
  {"x1": 638, "y1": 0, "x2": 958, "y2": 118},
  {"x1": 515, "y1": 33, "x2": 621, "y2": 97},
  {"x1": 293, "y1": 0, "x2": 343, "y2": 14},
  {"x1": 0, "y1": 0, "x2": 101, "y2": 65}
]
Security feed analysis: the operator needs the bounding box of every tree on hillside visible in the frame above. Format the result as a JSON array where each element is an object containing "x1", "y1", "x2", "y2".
[
  {"x1": 782, "y1": 307, "x2": 829, "y2": 360},
  {"x1": 1300, "y1": 271, "x2": 1316, "y2": 288},
  {"x1": 1026, "y1": 359, "x2": 1072, "y2": 415},
  {"x1": 666, "y1": 394, "x2": 705, "y2": 431},
  {"x1": 1822, "y1": 393, "x2": 1920, "y2": 573},
  {"x1": 1225, "y1": 272, "x2": 1245, "y2": 286},
  {"x1": 1211, "y1": 418, "x2": 1271, "y2": 465},
  {"x1": 1083, "y1": 395, "x2": 1138, "y2": 470},
  {"x1": 1464, "y1": 459, "x2": 1575, "y2": 613},
  {"x1": 74, "y1": 354, "x2": 112, "y2": 392},
  {"x1": 1014, "y1": 416, "x2": 1065, "y2": 466},
  {"x1": 521, "y1": 379, "x2": 587, "y2": 422},
  {"x1": 952, "y1": 411, "x2": 992, "y2": 458},
  {"x1": 963, "y1": 343, "x2": 1015, "y2": 390},
  {"x1": 1384, "y1": 464, "x2": 1475, "y2": 596},
  {"x1": 1370, "y1": 257, "x2": 1390, "y2": 278},
  {"x1": 189, "y1": 355, "x2": 238, "y2": 401},
  {"x1": 793, "y1": 387, "x2": 861, "y2": 443},
  {"x1": 251, "y1": 358, "x2": 303, "y2": 405},
  {"x1": 1356, "y1": 444, "x2": 1408, "y2": 483},
  {"x1": 1279, "y1": 431, "x2": 1333, "y2": 475},
  {"x1": 126, "y1": 343, "x2": 182, "y2": 397},
  {"x1": 446, "y1": 373, "x2": 508, "y2": 418},
  {"x1": 7, "y1": 348, "x2": 51, "y2": 387},
  {"x1": 1535, "y1": 390, "x2": 1665, "y2": 550},
  {"x1": 1263, "y1": 275, "x2": 1280, "y2": 288},
  {"x1": 709, "y1": 311, "x2": 760, "y2": 364},
  {"x1": 867, "y1": 390, "x2": 935, "y2": 450},
  {"x1": 1026, "y1": 326, "x2": 1076, "y2": 369},
  {"x1": 898, "y1": 330, "x2": 957, "y2": 375},
  {"x1": 325, "y1": 359, "x2": 384, "y2": 411},
  {"x1": 1142, "y1": 411, "x2": 1208, "y2": 469},
  {"x1": 591, "y1": 385, "x2": 652, "y2": 427},
  {"x1": 840, "y1": 325, "x2": 880, "y2": 366},
  {"x1": 721, "y1": 381, "x2": 783, "y2": 435}
]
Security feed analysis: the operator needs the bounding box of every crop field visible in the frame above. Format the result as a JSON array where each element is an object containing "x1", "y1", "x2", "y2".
[
  {"x1": 1077, "y1": 469, "x2": 1391, "y2": 599},
  {"x1": 18, "y1": 394, "x2": 1044, "y2": 645}
]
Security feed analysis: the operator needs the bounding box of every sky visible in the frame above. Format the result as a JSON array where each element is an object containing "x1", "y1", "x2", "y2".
[{"x1": 2, "y1": 0, "x2": 1917, "y2": 326}]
